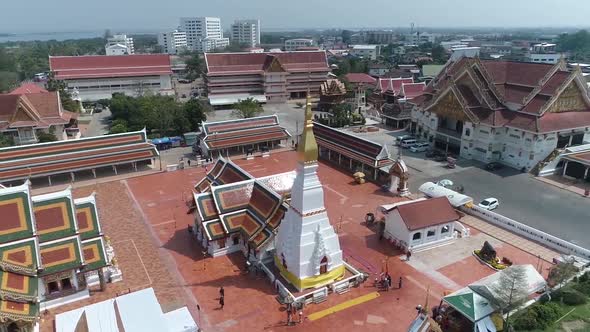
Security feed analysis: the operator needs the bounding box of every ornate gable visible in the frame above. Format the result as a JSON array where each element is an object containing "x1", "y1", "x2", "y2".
[
  {"x1": 429, "y1": 90, "x2": 473, "y2": 123},
  {"x1": 265, "y1": 56, "x2": 286, "y2": 73},
  {"x1": 546, "y1": 81, "x2": 589, "y2": 113}
]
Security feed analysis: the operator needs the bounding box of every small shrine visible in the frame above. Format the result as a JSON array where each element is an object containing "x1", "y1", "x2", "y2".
[
  {"x1": 389, "y1": 153, "x2": 411, "y2": 197},
  {"x1": 317, "y1": 79, "x2": 347, "y2": 112}
]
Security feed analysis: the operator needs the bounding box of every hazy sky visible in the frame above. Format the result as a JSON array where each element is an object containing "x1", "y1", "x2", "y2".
[{"x1": 2, "y1": 0, "x2": 590, "y2": 33}]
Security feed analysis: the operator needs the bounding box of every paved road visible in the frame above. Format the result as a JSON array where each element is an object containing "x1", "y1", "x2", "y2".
[{"x1": 84, "y1": 108, "x2": 112, "y2": 137}]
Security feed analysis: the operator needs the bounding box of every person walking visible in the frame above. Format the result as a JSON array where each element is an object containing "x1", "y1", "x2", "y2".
[
  {"x1": 398, "y1": 276, "x2": 403, "y2": 289},
  {"x1": 219, "y1": 295, "x2": 224, "y2": 309},
  {"x1": 406, "y1": 250, "x2": 412, "y2": 261},
  {"x1": 219, "y1": 286, "x2": 224, "y2": 298}
]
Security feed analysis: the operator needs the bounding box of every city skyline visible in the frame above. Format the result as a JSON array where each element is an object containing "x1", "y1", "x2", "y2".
[{"x1": 2, "y1": 0, "x2": 590, "y2": 33}]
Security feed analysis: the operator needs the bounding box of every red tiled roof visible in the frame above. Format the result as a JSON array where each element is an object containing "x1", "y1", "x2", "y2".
[
  {"x1": 49, "y1": 54, "x2": 172, "y2": 80},
  {"x1": 537, "y1": 111, "x2": 590, "y2": 132},
  {"x1": 395, "y1": 197, "x2": 460, "y2": 231},
  {"x1": 344, "y1": 73, "x2": 377, "y2": 85},
  {"x1": 481, "y1": 60, "x2": 554, "y2": 86},
  {"x1": 0, "y1": 92, "x2": 69, "y2": 129},
  {"x1": 377, "y1": 78, "x2": 414, "y2": 95},
  {"x1": 540, "y1": 71, "x2": 571, "y2": 95},
  {"x1": 401, "y1": 82, "x2": 426, "y2": 99},
  {"x1": 9, "y1": 83, "x2": 48, "y2": 95},
  {"x1": 205, "y1": 51, "x2": 329, "y2": 75}
]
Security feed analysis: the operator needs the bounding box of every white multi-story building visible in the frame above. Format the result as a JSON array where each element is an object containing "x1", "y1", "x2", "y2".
[
  {"x1": 526, "y1": 43, "x2": 564, "y2": 64},
  {"x1": 105, "y1": 34, "x2": 134, "y2": 54},
  {"x1": 406, "y1": 32, "x2": 436, "y2": 45},
  {"x1": 284, "y1": 38, "x2": 314, "y2": 51},
  {"x1": 230, "y1": 19, "x2": 261, "y2": 48},
  {"x1": 158, "y1": 30, "x2": 188, "y2": 54},
  {"x1": 105, "y1": 44, "x2": 130, "y2": 56},
  {"x1": 350, "y1": 44, "x2": 380, "y2": 60},
  {"x1": 180, "y1": 17, "x2": 230, "y2": 52}
]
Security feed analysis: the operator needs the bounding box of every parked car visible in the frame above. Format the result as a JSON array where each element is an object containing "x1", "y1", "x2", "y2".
[
  {"x1": 400, "y1": 139, "x2": 418, "y2": 149},
  {"x1": 410, "y1": 142, "x2": 430, "y2": 152},
  {"x1": 395, "y1": 135, "x2": 414, "y2": 146},
  {"x1": 486, "y1": 162, "x2": 504, "y2": 171},
  {"x1": 478, "y1": 198, "x2": 499, "y2": 210}
]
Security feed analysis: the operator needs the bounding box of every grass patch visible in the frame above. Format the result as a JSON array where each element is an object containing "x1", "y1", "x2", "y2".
[{"x1": 515, "y1": 302, "x2": 590, "y2": 331}]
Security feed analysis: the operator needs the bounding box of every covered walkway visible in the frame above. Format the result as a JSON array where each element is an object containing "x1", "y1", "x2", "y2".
[
  {"x1": 0, "y1": 130, "x2": 158, "y2": 185},
  {"x1": 313, "y1": 122, "x2": 394, "y2": 181}
]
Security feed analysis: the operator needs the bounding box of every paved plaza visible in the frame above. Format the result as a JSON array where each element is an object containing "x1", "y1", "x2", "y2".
[{"x1": 31, "y1": 150, "x2": 561, "y2": 332}]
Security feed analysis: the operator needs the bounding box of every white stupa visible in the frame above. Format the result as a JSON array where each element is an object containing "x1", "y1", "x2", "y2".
[{"x1": 274, "y1": 95, "x2": 344, "y2": 291}]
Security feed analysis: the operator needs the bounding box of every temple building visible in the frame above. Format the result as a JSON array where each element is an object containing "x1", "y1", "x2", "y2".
[
  {"x1": 1, "y1": 86, "x2": 79, "y2": 145},
  {"x1": 411, "y1": 57, "x2": 590, "y2": 170},
  {"x1": 313, "y1": 122, "x2": 394, "y2": 182},
  {"x1": 0, "y1": 183, "x2": 111, "y2": 331},
  {"x1": 191, "y1": 158, "x2": 296, "y2": 258},
  {"x1": 197, "y1": 115, "x2": 291, "y2": 158},
  {"x1": 204, "y1": 51, "x2": 330, "y2": 106},
  {"x1": 274, "y1": 96, "x2": 344, "y2": 291}
]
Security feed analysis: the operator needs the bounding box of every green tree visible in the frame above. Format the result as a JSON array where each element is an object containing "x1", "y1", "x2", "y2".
[
  {"x1": 109, "y1": 123, "x2": 128, "y2": 134},
  {"x1": 0, "y1": 135, "x2": 14, "y2": 148},
  {"x1": 37, "y1": 131, "x2": 58, "y2": 143},
  {"x1": 431, "y1": 45, "x2": 447, "y2": 64},
  {"x1": 185, "y1": 53, "x2": 203, "y2": 80},
  {"x1": 548, "y1": 262, "x2": 578, "y2": 288},
  {"x1": 232, "y1": 98, "x2": 264, "y2": 118},
  {"x1": 341, "y1": 30, "x2": 353, "y2": 44},
  {"x1": 182, "y1": 98, "x2": 209, "y2": 131},
  {"x1": 490, "y1": 265, "x2": 530, "y2": 329},
  {"x1": 46, "y1": 76, "x2": 81, "y2": 112},
  {"x1": 0, "y1": 71, "x2": 18, "y2": 93}
]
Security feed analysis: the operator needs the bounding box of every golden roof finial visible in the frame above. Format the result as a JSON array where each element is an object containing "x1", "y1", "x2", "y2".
[{"x1": 297, "y1": 93, "x2": 318, "y2": 163}]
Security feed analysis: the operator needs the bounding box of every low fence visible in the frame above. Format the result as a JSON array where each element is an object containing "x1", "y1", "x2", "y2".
[{"x1": 460, "y1": 205, "x2": 590, "y2": 260}]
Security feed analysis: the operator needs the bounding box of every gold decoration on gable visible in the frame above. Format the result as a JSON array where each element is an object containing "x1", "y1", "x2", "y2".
[
  {"x1": 12, "y1": 107, "x2": 35, "y2": 122},
  {"x1": 548, "y1": 81, "x2": 588, "y2": 113},
  {"x1": 430, "y1": 92, "x2": 470, "y2": 122},
  {"x1": 266, "y1": 57, "x2": 285, "y2": 73}
]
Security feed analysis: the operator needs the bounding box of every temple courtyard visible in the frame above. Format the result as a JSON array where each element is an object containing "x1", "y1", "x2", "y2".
[{"x1": 35, "y1": 150, "x2": 562, "y2": 331}]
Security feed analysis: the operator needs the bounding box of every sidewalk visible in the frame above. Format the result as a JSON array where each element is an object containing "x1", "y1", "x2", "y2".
[
  {"x1": 535, "y1": 175, "x2": 590, "y2": 197},
  {"x1": 461, "y1": 215, "x2": 559, "y2": 263}
]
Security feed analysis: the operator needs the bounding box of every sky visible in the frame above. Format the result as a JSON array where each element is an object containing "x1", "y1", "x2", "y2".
[{"x1": 2, "y1": 0, "x2": 590, "y2": 33}]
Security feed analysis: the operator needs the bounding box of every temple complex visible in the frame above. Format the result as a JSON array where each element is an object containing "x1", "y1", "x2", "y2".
[
  {"x1": 274, "y1": 96, "x2": 344, "y2": 291},
  {"x1": 411, "y1": 57, "x2": 590, "y2": 170},
  {"x1": 317, "y1": 79, "x2": 347, "y2": 112},
  {"x1": 0, "y1": 182, "x2": 112, "y2": 332}
]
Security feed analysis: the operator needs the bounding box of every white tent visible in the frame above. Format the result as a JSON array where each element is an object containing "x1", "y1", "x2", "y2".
[
  {"x1": 418, "y1": 182, "x2": 473, "y2": 207},
  {"x1": 55, "y1": 288, "x2": 197, "y2": 332}
]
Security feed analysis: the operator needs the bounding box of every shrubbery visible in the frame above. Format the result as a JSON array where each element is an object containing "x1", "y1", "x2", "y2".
[{"x1": 512, "y1": 301, "x2": 563, "y2": 330}]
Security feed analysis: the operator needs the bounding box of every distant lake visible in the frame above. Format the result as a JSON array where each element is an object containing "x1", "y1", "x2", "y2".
[{"x1": 0, "y1": 31, "x2": 103, "y2": 43}]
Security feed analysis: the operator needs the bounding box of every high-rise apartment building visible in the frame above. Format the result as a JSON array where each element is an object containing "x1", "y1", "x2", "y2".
[
  {"x1": 230, "y1": 19, "x2": 261, "y2": 48},
  {"x1": 179, "y1": 17, "x2": 229, "y2": 52},
  {"x1": 158, "y1": 30, "x2": 188, "y2": 54}
]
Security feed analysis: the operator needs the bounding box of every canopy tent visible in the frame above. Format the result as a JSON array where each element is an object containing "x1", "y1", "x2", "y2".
[
  {"x1": 55, "y1": 288, "x2": 197, "y2": 332},
  {"x1": 418, "y1": 182, "x2": 473, "y2": 207},
  {"x1": 444, "y1": 265, "x2": 546, "y2": 331},
  {"x1": 444, "y1": 287, "x2": 498, "y2": 323}
]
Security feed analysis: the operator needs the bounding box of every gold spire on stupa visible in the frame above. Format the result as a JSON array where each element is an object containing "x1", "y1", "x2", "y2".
[{"x1": 297, "y1": 94, "x2": 318, "y2": 163}]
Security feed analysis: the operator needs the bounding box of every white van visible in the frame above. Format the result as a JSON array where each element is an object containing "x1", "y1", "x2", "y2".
[
  {"x1": 410, "y1": 142, "x2": 430, "y2": 152},
  {"x1": 400, "y1": 139, "x2": 418, "y2": 149}
]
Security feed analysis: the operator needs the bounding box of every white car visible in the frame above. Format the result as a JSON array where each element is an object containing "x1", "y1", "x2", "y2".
[
  {"x1": 410, "y1": 142, "x2": 430, "y2": 152},
  {"x1": 478, "y1": 198, "x2": 499, "y2": 210}
]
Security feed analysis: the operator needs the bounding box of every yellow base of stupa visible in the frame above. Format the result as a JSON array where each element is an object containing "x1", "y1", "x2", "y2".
[{"x1": 274, "y1": 255, "x2": 346, "y2": 291}]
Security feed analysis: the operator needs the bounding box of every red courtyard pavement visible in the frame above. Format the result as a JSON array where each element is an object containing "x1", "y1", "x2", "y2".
[
  {"x1": 37, "y1": 150, "x2": 557, "y2": 332},
  {"x1": 121, "y1": 150, "x2": 555, "y2": 332}
]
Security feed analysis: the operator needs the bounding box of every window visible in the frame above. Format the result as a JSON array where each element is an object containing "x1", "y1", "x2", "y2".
[
  {"x1": 233, "y1": 236, "x2": 240, "y2": 246},
  {"x1": 441, "y1": 225, "x2": 450, "y2": 234},
  {"x1": 61, "y1": 278, "x2": 73, "y2": 290},
  {"x1": 465, "y1": 129, "x2": 471, "y2": 137},
  {"x1": 320, "y1": 256, "x2": 328, "y2": 274},
  {"x1": 427, "y1": 229, "x2": 436, "y2": 237},
  {"x1": 218, "y1": 238, "x2": 226, "y2": 249},
  {"x1": 47, "y1": 281, "x2": 59, "y2": 294},
  {"x1": 412, "y1": 232, "x2": 421, "y2": 241}
]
